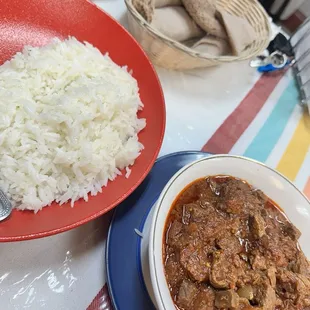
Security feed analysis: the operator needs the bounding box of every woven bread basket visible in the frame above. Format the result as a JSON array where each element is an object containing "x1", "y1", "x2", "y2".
[{"x1": 125, "y1": 0, "x2": 271, "y2": 70}]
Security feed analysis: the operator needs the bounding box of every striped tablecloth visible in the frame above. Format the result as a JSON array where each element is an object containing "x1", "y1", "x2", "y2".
[{"x1": 2, "y1": 1, "x2": 310, "y2": 310}]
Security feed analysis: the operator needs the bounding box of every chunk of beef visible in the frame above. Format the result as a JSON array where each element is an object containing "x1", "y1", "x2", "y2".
[
  {"x1": 164, "y1": 254, "x2": 185, "y2": 294},
  {"x1": 295, "y1": 274, "x2": 310, "y2": 307},
  {"x1": 180, "y1": 244, "x2": 210, "y2": 282},
  {"x1": 196, "y1": 209, "x2": 229, "y2": 241},
  {"x1": 265, "y1": 238, "x2": 289, "y2": 268},
  {"x1": 264, "y1": 235, "x2": 298, "y2": 271},
  {"x1": 176, "y1": 180, "x2": 211, "y2": 205},
  {"x1": 249, "y1": 213, "x2": 265, "y2": 239},
  {"x1": 193, "y1": 286, "x2": 215, "y2": 310},
  {"x1": 210, "y1": 253, "x2": 238, "y2": 289},
  {"x1": 182, "y1": 202, "x2": 211, "y2": 225},
  {"x1": 249, "y1": 252, "x2": 267, "y2": 270},
  {"x1": 259, "y1": 234, "x2": 270, "y2": 249},
  {"x1": 280, "y1": 300, "x2": 298, "y2": 310},
  {"x1": 198, "y1": 198, "x2": 214, "y2": 209},
  {"x1": 177, "y1": 280, "x2": 198, "y2": 309},
  {"x1": 276, "y1": 270, "x2": 310, "y2": 308},
  {"x1": 216, "y1": 234, "x2": 243, "y2": 255},
  {"x1": 293, "y1": 252, "x2": 310, "y2": 277},
  {"x1": 282, "y1": 238, "x2": 299, "y2": 262},
  {"x1": 276, "y1": 270, "x2": 297, "y2": 301},
  {"x1": 167, "y1": 221, "x2": 182, "y2": 247},
  {"x1": 262, "y1": 217, "x2": 299, "y2": 268},
  {"x1": 188, "y1": 203, "x2": 209, "y2": 223},
  {"x1": 282, "y1": 222, "x2": 301, "y2": 241},
  {"x1": 266, "y1": 266, "x2": 276, "y2": 288},
  {"x1": 168, "y1": 221, "x2": 201, "y2": 251},
  {"x1": 223, "y1": 178, "x2": 252, "y2": 194},
  {"x1": 231, "y1": 256, "x2": 250, "y2": 289},
  {"x1": 215, "y1": 289, "x2": 239, "y2": 309},
  {"x1": 216, "y1": 200, "x2": 229, "y2": 214},
  {"x1": 232, "y1": 254, "x2": 249, "y2": 274},
  {"x1": 253, "y1": 282, "x2": 276, "y2": 310},
  {"x1": 183, "y1": 202, "x2": 218, "y2": 225},
  {"x1": 219, "y1": 179, "x2": 261, "y2": 215},
  {"x1": 187, "y1": 222, "x2": 198, "y2": 235},
  {"x1": 225, "y1": 199, "x2": 244, "y2": 215},
  {"x1": 237, "y1": 269, "x2": 269, "y2": 290},
  {"x1": 253, "y1": 189, "x2": 268, "y2": 205}
]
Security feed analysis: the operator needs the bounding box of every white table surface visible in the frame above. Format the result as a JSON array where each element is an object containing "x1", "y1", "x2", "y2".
[{"x1": 2, "y1": 1, "x2": 306, "y2": 310}]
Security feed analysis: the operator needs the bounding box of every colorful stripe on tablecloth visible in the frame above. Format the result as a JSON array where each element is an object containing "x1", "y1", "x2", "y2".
[
  {"x1": 201, "y1": 71, "x2": 287, "y2": 154},
  {"x1": 203, "y1": 69, "x2": 310, "y2": 198}
]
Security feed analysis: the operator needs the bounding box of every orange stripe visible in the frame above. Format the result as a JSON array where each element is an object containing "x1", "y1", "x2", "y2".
[{"x1": 304, "y1": 177, "x2": 310, "y2": 200}]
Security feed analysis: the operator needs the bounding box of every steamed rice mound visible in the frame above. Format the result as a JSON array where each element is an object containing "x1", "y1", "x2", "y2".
[{"x1": 0, "y1": 37, "x2": 146, "y2": 212}]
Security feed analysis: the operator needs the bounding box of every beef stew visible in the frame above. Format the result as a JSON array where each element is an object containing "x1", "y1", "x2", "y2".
[{"x1": 163, "y1": 176, "x2": 310, "y2": 310}]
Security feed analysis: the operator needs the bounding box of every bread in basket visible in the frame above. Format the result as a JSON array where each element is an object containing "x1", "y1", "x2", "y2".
[{"x1": 125, "y1": 0, "x2": 271, "y2": 70}]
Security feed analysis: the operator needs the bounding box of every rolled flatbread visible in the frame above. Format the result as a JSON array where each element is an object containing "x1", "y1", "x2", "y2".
[
  {"x1": 151, "y1": 6, "x2": 204, "y2": 42},
  {"x1": 191, "y1": 35, "x2": 231, "y2": 56},
  {"x1": 132, "y1": 0, "x2": 154, "y2": 23},
  {"x1": 219, "y1": 10, "x2": 255, "y2": 56},
  {"x1": 155, "y1": 0, "x2": 181, "y2": 8},
  {"x1": 182, "y1": 0, "x2": 227, "y2": 39}
]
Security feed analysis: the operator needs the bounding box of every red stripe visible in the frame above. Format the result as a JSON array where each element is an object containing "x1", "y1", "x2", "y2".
[
  {"x1": 87, "y1": 284, "x2": 112, "y2": 310},
  {"x1": 201, "y1": 71, "x2": 286, "y2": 154}
]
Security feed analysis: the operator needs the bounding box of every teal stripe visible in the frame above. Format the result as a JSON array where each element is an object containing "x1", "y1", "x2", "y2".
[{"x1": 243, "y1": 80, "x2": 299, "y2": 162}]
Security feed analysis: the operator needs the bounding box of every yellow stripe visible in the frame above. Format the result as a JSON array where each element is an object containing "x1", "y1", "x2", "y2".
[{"x1": 276, "y1": 112, "x2": 310, "y2": 181}]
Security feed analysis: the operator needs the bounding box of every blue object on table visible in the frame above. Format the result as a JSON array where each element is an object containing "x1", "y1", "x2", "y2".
[
  {"x1": 106, "y1": 151, "x2": 212, "y2": 310},
  {"x1": 258, "y1": 61, "x2": 290, "y2": 73}
]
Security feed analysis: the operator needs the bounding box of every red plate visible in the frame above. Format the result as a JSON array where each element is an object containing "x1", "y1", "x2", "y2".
[{"x1": 0, "y1": 0, "x2": 165, "y2": 241}]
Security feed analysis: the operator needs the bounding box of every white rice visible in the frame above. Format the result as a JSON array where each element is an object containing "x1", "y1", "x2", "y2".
[{"x1": 0, "y1": 37, "x2": 146, "y2": 212}]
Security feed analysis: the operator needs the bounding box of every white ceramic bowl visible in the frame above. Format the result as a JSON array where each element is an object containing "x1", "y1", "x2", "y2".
[{"x1": 149, "y1": 155, "x2": 310, "y2": 310}]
